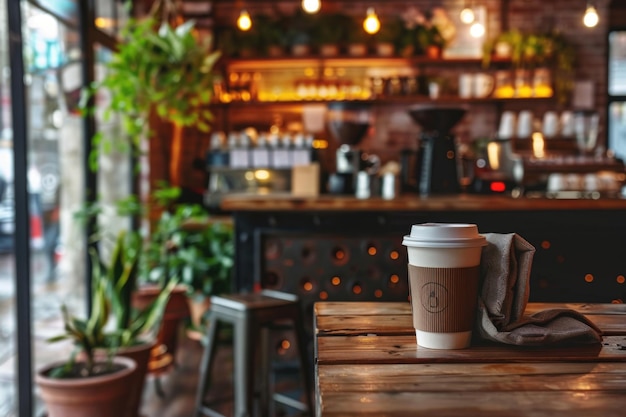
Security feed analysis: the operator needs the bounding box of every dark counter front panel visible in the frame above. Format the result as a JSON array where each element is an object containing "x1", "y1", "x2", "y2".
[{"x1": 232, "y1": 206, "x2": 626, "y2": 321}]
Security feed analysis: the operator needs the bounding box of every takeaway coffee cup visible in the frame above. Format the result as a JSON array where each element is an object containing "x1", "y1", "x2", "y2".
[{"x1": 402, "y1": 223, "x2": 487, "y2": 349}]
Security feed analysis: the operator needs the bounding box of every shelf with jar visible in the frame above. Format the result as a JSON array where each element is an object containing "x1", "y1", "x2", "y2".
[{"x1": 212, "y1": 56, "x2": 557, "y2": 106}]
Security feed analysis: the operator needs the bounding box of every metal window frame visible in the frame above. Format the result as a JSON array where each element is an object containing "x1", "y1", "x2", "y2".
[{"x1": 6, "y1": 0, "x2": 120, "y2": 415}]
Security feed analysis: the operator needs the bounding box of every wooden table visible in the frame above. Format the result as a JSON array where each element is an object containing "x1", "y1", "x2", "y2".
[{"x1": 314, "y1": 301, "x2": 626, "y2": 417}]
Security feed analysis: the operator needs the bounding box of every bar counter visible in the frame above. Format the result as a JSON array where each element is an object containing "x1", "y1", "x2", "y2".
[
  {"x1": 222, "y1": 193, "x2": 626, "y2": 308},
  {"x1": 313, "y1": 301, "x2": 626, "y2": 417},
  {"x1": 221, "y1": 193, "x2": 626, "y2": 212}
]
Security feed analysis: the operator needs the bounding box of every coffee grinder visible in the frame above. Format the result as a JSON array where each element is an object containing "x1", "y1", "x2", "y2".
[
  {"x1": 407, "y1": 106, "x2": 467, "y2": 195},
  {"x1": 327, "y1": 102, "x2": 376, "y2": 194}
]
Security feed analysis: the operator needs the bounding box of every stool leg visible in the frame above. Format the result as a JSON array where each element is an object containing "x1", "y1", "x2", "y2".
[
  {"x1": 294, "y1": 312, "x2": 314, "y2": 415},
  {"x1": 259, "y1": 326, "x2": 270, "y2": 416},
  {"x1": 234, "y1": 313, "x2": 254, "y2": 417},
  {"x1": 194, "y1": 314, "x2": 221, "y2": 417}
]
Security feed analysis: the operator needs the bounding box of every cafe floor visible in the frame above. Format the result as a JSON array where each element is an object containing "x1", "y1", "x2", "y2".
[{"x1": 141, "y1": 329, "x2": 311, "y2": 417}]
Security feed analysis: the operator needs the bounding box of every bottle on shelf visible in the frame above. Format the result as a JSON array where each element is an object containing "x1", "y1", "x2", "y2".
[
  {"x1": 292, "y1": 133, "x2": 312, "y2": 166},
  {"x1": 207, "y1": 131, "x2": 228, "y2": 167},
  {"x1": 228, "y1": 131, "x2": 251, "y2": 168}
]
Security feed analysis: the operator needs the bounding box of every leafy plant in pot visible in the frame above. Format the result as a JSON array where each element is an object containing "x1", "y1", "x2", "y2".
[
  {"x1": 141, "y1": 200, "x2": 234, "y2": 337},
  {"x1": 100, "y1": 230, "x2": 177, "y2": 417},
  {"x1": 37, "y1": 230, "x2": 176, "y2": 417}
]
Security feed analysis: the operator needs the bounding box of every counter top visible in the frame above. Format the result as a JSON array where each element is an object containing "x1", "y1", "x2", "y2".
[{"x1": 221, "y1": 193, "x2": 626, "y2": 212}]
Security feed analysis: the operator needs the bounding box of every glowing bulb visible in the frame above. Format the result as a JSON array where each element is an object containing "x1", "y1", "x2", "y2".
[
  {"x1": 460, "y1": 8, "x2": 475, "y2": 24},
  {"x1": 583, "y1": 5, "x2": 599, "y2": 28},
  {"x1": 470, "y1": 22, "x2": 485, "y2": 38},
  {"x1": 237, "y1": 10, "x2": 252, "y2": 31},
  {"x1": 363, "y1": 8, "x2": 380, "y2": 35},
  {"x1": 302, "y1": 0, "x2": 321, "y2": 14}
]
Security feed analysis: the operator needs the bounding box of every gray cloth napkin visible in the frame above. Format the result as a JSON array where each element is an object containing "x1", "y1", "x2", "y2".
[{"x1": 476, "y1": 233, "x2": 602, "y2": 346}]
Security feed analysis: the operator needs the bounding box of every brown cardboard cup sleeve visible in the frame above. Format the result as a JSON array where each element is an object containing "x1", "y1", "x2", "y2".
[{"x1": 408, "y1": 265, "x2": 481, "y2": 333}]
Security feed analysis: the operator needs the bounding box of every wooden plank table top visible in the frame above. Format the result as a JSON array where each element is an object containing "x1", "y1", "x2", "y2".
[{"x1": 314, "y1": 301, "x2": 626, "y2": 417}]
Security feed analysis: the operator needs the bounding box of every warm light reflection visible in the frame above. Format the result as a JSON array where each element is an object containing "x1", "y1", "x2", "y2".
[
  {"x1": 584, "y1": 274, "x2": 594, "y2": 283},
  {"x1": 487, "y1": 142, "x2": 500, "y2": 170},
  {"x1": 95, "y1": 17, "x2": 115, "y2": 29},
  {"x1": 254, "y1": 169, "x2": 270, "y2": 181},
  {"x1": 532, "y1": 132, "x2": 545, "y2": 159}
]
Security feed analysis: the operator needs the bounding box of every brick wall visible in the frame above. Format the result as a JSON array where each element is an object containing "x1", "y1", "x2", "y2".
[{"x1": 149, "y1": 0, "x2": 612, "y2": 193}]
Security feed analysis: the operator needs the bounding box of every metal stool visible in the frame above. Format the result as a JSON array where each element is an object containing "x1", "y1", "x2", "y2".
[{"x1": 194, "y1": 289, "x2": 313, "y2": 417}]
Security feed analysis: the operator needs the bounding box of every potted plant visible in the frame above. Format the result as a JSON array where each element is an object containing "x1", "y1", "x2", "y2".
[
  {"x1": 346, "y1": 16, "x2": 371, "y2": 57},
  {"x1": 313, "y1": 13, "x2": 350, "y2": 56},
  {"x1": 98, "y1": 230, "x2": 177, "y2": 417},
  {"x1": 141, "y1": 200, "x2": 234, "y2": 334},
  {"x1": 256, "y1": 14, "x2": 288, "y2": 57},
  {"x1": 286, "y1": 10, "x2": 316, "y2": 56},
  {"x1": 35, "y1": 247, "x2": 137, "y2": 417},
  {"x1": 81, "y1": 7, "x2": 221, "y2": 188},
  {"x1": 373, "y1": 17, "x2": 399, "y2": 56}
]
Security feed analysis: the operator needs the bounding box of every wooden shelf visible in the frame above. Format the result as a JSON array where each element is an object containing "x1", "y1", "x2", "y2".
[
  {"x1": 222, "y1": 56, "x2": 510, "y2": 71},
  {"x1": 212, "y1": 96, "x2": 555, "y2": 108}
]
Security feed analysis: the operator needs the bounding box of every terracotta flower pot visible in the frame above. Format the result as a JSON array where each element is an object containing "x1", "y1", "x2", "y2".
[
  {"x1": 132, "y1": 285, "x2": 189, "y2": 359},
  {"x1": 116, "y1": 341, "x2": 156, "y2": 417},
  {"x1": 36, "y1": 356, "x2": 136, "y2": 417}
]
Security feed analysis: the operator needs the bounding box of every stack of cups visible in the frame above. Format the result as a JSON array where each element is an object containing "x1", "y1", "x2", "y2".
[{"x1": 402, "y1": 223, "x2": 487, "y2": 349}]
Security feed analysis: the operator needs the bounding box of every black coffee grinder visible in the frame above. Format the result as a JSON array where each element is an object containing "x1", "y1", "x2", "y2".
[
  {"x1": 407, "y1": 106, "x2": 467, "y2": 195},
  {"x1": 327, "y1": 102, "x2": 374, "y2": 194}
]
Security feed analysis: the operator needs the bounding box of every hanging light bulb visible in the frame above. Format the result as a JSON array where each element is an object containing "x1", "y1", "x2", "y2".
[
  {"x1": 363, "y1": 7, "x2": 380, "y2": 35},
  {"x1": 583, "y1": 3, "x2": 599, "y2": 28},
  {"x1": 460, "y1": 8, "x2": 475, "y2": 24},
  {"x1": 302, "y1": 0, "x2": 321, "y2": 14},
  {"x1": 237, "y1": 9, "x2": 252, "y2": 31},
  {"x1": 470, "y1": 21, "x2": 485, "y2": 38}
]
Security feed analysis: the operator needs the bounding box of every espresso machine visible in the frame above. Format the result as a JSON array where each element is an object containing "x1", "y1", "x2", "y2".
[
  {"x1": 407, "y1": 106, "x2": 467, "y2": 195},
  {"x1": 327, "y1": 102, "x2": 379, "y2": 194}
]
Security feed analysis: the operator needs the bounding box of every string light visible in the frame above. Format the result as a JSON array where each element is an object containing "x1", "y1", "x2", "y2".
[
  {"x1": 583, "y1": 3, "x2": 599, "y2": 28},
  {"x1": 237, "y1": 9, "x2": 252, "y2": 31},
  {"x1": 363, "y1": 7, "x2": 380, "y2": 35},
  {"x1": 302, "y1": 0, "x2": 321, "y2": 14}
]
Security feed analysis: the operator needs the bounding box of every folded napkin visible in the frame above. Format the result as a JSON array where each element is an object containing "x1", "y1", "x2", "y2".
[{"x1": 476, "y1": 233, "x2": 602, "y2": 346}]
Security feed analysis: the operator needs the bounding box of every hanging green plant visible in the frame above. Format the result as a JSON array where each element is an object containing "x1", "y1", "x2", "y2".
[{"x1": 80, "y1": 12, "x2": 221, "y2": 173}]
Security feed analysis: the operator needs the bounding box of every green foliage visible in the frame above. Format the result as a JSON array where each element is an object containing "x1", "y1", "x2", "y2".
[
  {"x1": 80, "y1": 16, "x2": 220, "y2": 170},
  {"x1": 141, "y1": 203, "x2": 234, "y2": 301},
  {"x1": 255, "y1": 14, "x2": 288, "y2": 53},
  {"x1": 47, "y1": 233, "x2": 178, "y2": 378},
  {"x1": 46, "y1": 250, "x2": 113, "y2": 378},
  {"x1": 312, "y1": 13, "x2": 351, "y2": 46}
]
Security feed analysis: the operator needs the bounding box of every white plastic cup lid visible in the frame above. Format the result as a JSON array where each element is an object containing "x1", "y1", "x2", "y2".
[{"x1": 402, "y1": 223, "x2": 487, "y2": 248}]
